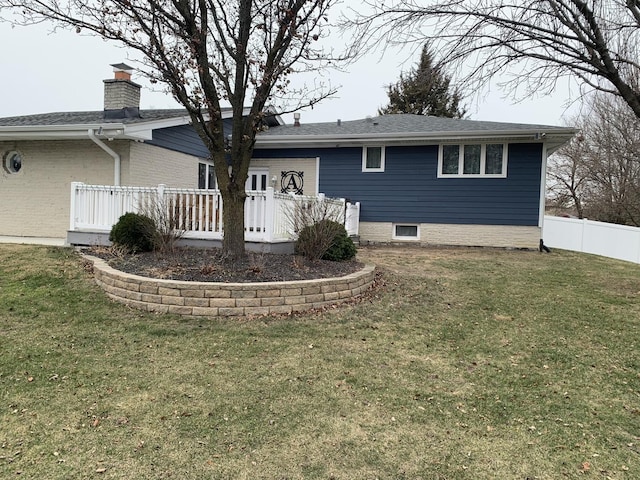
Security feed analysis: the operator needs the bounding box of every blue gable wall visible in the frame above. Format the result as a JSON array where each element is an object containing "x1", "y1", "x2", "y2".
[
  {"x1": 253, "y1": 143, "x2": 543, "y2": 226},
  {"x1": 146, "y1": 119, "x2": 233, "y2": 158}
]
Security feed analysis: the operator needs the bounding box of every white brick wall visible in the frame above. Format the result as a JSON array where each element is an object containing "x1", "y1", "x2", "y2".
[
  {"x1": 359, "y1": 222, "x2": 540, "y2": 249},
  {"x1": 359, "y1": 222, "x2": 394, "y2": 243},
  {"x1": 0, "y1": 140, "x2": 129, "y2": 238},
  {"x1": 129, "y1": 142, "x2": 201, "y2": 188},
  {"x1": 421, "y1": 223, "x2": 540, "y2": 249},
  {"x1": 0, "y1": 139, "x2": 207, "y2": 239}
]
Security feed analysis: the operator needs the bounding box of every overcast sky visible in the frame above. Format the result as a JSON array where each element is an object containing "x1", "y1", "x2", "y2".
[{"x1": 0, "y1": 17, "x2": 579, "y2": 127}]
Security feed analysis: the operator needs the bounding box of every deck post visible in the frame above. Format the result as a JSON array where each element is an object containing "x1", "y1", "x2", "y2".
[
  {"x1": 69, "y1": 182, "x2": 83, "y2": 231},
  {"x1": 345, "y1": 201, "x2": 360, "y2": 236},
  {"x1": 157, "y1": 184, "x2": 166, "y2": 208},
  {"x1": 264, "y1": 187, "x2": 275, "y2": 243}
]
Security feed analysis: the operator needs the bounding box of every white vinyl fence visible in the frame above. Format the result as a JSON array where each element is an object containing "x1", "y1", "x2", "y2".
[
  {"x1": 543, "y1": 215, "x2": 640, "y2": 264},
  {"x1": 69, "y1": 182, "x2": 360, "y2": 243}
]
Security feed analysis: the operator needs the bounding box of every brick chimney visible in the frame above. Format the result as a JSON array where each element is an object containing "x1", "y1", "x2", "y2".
[{"x1": 103, "y1": 63, "x2": 141, "y2": 119}]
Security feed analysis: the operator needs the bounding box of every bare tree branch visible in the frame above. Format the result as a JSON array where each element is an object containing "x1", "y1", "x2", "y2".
[
  {"x1": 1, "y1": 0, "x2": 349, "y2": 258},
  {"x1": 346, "y1": 0, "x2": 640, "y2": 118},
  {"x1": 548, "y1": 92, "x2": 640, "y2": 225}
]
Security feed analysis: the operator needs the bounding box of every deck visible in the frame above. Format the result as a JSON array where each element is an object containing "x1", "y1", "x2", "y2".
[{"x1": 67, "y1": 183, "x2": 360, "y2": 253}]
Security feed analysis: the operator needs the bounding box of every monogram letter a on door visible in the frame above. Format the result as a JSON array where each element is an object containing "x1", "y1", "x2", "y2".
[{"x1": 281, "y1": 171, "x2": 304, "y2": 194}]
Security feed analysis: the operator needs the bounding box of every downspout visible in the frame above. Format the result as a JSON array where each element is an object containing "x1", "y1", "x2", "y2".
[
  {"x1": 88, "y1": 128, "x2": 121, "y2": 186},
  {"x1": 539, "y1": 142, "x2": 548, "y2": 238}
]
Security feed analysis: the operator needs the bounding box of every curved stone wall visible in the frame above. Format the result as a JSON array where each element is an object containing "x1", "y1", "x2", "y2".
[{"x1": 86, "y1": 255, "x2": 376, "y2": 317}]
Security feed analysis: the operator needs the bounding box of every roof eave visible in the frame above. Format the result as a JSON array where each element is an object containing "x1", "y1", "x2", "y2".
[
  {"x1": 0, "y1": 124, "x2": 129, "y2": 141},
  {"x1": 255, "y1": 128, "x2": 578, "y2": 148}
]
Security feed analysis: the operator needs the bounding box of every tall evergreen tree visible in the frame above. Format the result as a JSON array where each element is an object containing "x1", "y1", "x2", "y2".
[{"x1": 379, "y1": 45, "x2": 466, "y2": 118}]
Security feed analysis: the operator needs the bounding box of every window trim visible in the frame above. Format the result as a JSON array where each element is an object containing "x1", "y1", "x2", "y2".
[
  {"x1": 392, "y1": 223, "x2": 420, "y2": 240},
  {"x1": 438, "y1": 143, "x2": 508, "y2": 178},
  {"x1": 3, "y1": 150, "x2": 23, "y2": 175},
  {"x1": 198, "y1": 160, "x2": 217, "y2": 189},
  {"x1": 362, "y1": 145, "x2": 385, "y2": 172}
]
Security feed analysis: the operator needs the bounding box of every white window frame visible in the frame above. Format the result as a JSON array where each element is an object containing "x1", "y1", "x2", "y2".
[
  {"x1": 438, "y1": 143, "x2": 508, "y2": 178},
  {"x1": 393, "y1": 224, "x2": 420, "y2": 240},
  {"x1": 362, "y1": 146, "x2": 385, "y2": 172},
  {"x1": 198, "y1": 161, "x2": 217, "y2": 189}
]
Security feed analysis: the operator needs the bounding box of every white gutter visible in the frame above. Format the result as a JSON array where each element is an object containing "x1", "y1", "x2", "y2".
[
  {"x1": 88, "y1": 129, "x2": 121, "y2": 186},
  {"x1": 255, "y1": 129, "x2": 578, "y2": 148},
  {"x1": 0, "y1": 124, "x2": 127, "y2": 141}
]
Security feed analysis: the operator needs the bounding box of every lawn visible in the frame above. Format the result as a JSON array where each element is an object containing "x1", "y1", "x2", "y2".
[{"x1": 1, "y1": 244, "x2": 639, "y2": 479}]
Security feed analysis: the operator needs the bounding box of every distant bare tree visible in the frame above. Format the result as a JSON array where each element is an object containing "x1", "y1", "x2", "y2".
[
  {"x1": 547, "y1": 139, "x2": 589, "y2": 219},
  {"x1": 2, "y1": 0, "x2": 345, "y2": 259},
  {"x1": 548, "y1": 93, "x2": 640, "y2": 225},
  {"x1": 348, "y1": 0, "x2": 640, "y2": 119}
]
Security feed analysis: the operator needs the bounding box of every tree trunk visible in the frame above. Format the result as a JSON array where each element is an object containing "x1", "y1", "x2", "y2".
[{"x1": 220, "y1": 186, "x2": 247, "y2": 260}]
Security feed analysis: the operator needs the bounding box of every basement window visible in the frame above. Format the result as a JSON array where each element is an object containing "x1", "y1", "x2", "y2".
[
  {"x1": 3, "y1": 151, "x2": 23, "y2": 174},
  {"x1": 393, "y1": 224, "x2": 419, "y2": 240}
]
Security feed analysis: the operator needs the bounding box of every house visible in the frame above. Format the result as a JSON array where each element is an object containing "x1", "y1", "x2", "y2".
[
  {"x1": 253, "y1": 115, "x2": 576, "y2": 248},
  {"x1": 0, "y1": 64, "x2": 576, "y2": 249}
]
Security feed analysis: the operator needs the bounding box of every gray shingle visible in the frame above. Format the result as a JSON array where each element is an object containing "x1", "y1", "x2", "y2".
[
  {"x1": 0, "y1": 109, "x2": 193, "y2": 127},
  {"x1": 259, "y1": 113, "x2": 568, "y2": 137}
]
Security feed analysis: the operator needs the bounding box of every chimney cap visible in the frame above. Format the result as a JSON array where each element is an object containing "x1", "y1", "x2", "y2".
[{"x1": 111, "y1": 62, "x2": 134, "y2": 72}]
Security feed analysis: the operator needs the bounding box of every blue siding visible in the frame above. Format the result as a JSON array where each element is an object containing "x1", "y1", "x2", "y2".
[
  {"x1": 253, "y1": 143, "x2": 543, "y2": 226},
  {"x1": 146, "y1": 119, "x2": 232, "y2": 158}
]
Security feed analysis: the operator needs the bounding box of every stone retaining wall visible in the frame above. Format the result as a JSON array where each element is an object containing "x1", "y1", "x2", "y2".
[{"x1": 86, "y1": 255, "x2": 376, "y2": 317}]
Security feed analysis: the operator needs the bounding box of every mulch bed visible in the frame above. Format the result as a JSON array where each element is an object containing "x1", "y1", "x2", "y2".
[{"x1": 87, "y1": 246, "x2": 363, "y2": 283}]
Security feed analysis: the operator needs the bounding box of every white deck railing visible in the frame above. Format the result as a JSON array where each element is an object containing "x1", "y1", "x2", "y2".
[{"x1": 69, "y1": 183, "x2": 360, "y2": 243}]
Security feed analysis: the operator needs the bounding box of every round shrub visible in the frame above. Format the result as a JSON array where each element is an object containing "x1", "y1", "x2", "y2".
[
  {"x1": 295, "y1": 219, "x2": 356, "y2": 262},
  {"x1": 109, "y1": 212, "x2": 156, "y2": 253},
  {"x1": 322, "y1": 223, "x2": 357, "y2": 261}
]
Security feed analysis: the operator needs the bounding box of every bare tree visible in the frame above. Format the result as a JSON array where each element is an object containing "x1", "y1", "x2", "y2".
[
  {"x1": 2, "y1": 0, "x2": 344, "y2": 259},
  {"x1": 548, "y1": 93, "x2": 640, "y2": 225},
  {"x1": 547, "y1": 139, "x2": 589, "y2": 219},
  {"x1": 348, "y1": 0, "x2": 640, "y2": 119}
]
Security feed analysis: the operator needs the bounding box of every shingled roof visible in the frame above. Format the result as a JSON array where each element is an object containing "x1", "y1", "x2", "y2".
[
  {"x1": 259, "y1": 114, "x2": 570, "y2": 137},
  {"x1": 0, "y1": 108, "x2": 193, "y2": 127},
  {"x1": 255, "y1": 114, "x2": 576, "y2": 153}
]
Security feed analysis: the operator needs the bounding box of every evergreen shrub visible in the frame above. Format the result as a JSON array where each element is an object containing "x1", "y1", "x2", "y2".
[{"x1": 109, "y1": 212, "x2": 156, "y2": 253}]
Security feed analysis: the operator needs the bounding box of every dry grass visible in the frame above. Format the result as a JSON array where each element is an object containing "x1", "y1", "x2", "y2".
[{"x1": 1, "y1": 244, "x2": 639, "y2": 479}]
